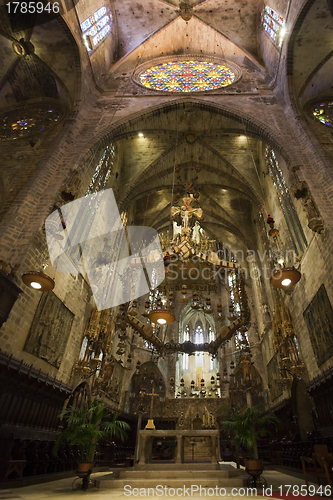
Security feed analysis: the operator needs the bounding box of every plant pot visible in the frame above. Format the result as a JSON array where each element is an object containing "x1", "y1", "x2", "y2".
[
  {"x1": 77, "y1": 462, "x2": 94, "y2": 478},
  {"x1": 245, "y1": 459, "x2": 263, "y2": 477}
]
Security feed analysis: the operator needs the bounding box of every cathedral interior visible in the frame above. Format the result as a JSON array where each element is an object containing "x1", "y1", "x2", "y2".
[{"x1": 1, "y1": 0, "x2": 333, "y2": 492}]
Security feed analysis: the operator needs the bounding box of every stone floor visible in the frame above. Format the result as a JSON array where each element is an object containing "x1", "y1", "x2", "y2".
[{"x1": 0, "y1": 466, "x2": 321, "y2": 500}]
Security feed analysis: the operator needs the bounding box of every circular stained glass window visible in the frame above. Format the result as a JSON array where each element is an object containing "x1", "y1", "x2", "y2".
[
  {"x1": 312, "y1": 102, "x2": 333, "y2": 126},
  {"x1": 139, "y1": 60, "x2": 236, "y2": 92},
  {"x1": 0, "y1": 104, "x2": 62, "y2": 141}
]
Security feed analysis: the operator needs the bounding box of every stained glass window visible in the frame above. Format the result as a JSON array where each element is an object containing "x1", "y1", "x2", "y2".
[
  {"x1": 194, "y1": 325, "x2": 204, "y2": 344},
  {"x1": 228, "y1": 272, "x2": 241, "y2": 316},
  {"x1": 0, "y1": 106, "x2": 60, "y2": 140},
  {"x1": 79, "y1": 336, "x2": 88, "y2": 361},
  {"x1": 234, "y1": 330, "x2": 249, "y2": 351},
  {"x1": 265, "y1": 147, "x2": 307, "y2": 255},
  {"x1": 85, "y1": 144, "x2": 115, "y2": 196},
  {"x1": 139, "y1": 60, "x2": 235, "y2": 92},
  {"x1": 65, "y1": 144, "x2": 115, "y2": 269},
  {"x1": 263, "y1": 6, "x2": 285, "y2": 47},
  {"x1": 312, "y1": 102, "x2": 333, "y2": 126},
  {"x1": 80, "y1": 6, "x2": 112, "y2": 52},
  {"x1": 143, "y1": 340, "x2": 154, "y2": 350}
]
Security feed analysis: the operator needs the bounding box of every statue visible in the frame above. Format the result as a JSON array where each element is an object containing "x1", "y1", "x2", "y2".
[
  {"x1": 290, "y1": 179, "x2": 324, "y2": 233},
  {"x1": 191, "y1": 221, "x2": 203, "y2": 245},
  {"x1": 240, "y1": 354, "x2": 252, "y2": 381},
  {"x1": 173, "y1": 220, "x2": 182, "y2": 239},
  {"x1": 102, "y1": 356, "x2": 115, "y2": 385},
  {"x1": 170, "y1": 196, "x2": 203, "y2": 235}
]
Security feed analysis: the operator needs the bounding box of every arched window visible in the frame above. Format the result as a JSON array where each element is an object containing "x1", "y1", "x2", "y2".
[
  {"x1": 262, "y1": 6, "x2": 285, "y2": 48},
  {"x1": 194, "y1": 325, "x2": 204, "y2": 344},
  {"x1": 79, "y1": 336, "x2": 88, "y2": 361},
  {"x1": 80, "y1": 6, "x2": 113, "y2": 53},
  {"x1": 265, "y1": 147, "x2": 307, "y2": 255},
  {"x1": 184, "y1": 325, "x2": 190, "y2": 342},
  {"x1": 183, "y1": 353, "x2": 189, "y2": 370},
  {"x1": 234, "y1": 330, "x2": 249, "y2": 350},
  {"x1": 86, "y1": 144, "x2": 115, "y2": 196},
  {"x1": 143, "y1": 340, "x2": 154, "y2": 350},
  {"x1": 228, "y1": 272, "x2": 241, "y2": 315}
]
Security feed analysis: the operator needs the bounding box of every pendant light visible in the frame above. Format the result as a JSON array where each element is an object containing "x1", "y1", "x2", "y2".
[
  {"x1": 271, "y1": 267, "x2": 301, "y2": 289},
  {"x1": 22, "y1": 271, "x2": 55, "y2": 291}
]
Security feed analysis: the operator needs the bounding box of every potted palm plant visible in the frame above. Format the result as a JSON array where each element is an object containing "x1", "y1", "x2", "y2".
[
  {"x1": 220, "y1": 404, "x2": 280, "y2": 480},
  {"x1": 53, "y1": 400, "x2": 130, "y2": 489}
]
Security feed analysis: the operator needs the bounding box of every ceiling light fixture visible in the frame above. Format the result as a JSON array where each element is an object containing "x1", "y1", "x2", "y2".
[
  {"x1": 22, "y1": 271, "x2": 55, "y2": 291},
  {"x1": 148, "y1": 309, "x2": 175, "y2": 325},
  {"x1": 271, "y1": 267, "x2": 301, "y2": 289}
]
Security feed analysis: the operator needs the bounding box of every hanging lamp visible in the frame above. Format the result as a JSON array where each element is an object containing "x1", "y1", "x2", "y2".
[
  {"x1": 22, "y1": 271, "x2": 55, "y2": 291},
  {"x1": 271, "y1": 267, "x2": 301, "y2": 289},
  {"x1": 266, "y1": 214, "x2": 301, "y2": 289},
  {"x1": 148, "y1": 309, "x2": 175, "y2": 325}
]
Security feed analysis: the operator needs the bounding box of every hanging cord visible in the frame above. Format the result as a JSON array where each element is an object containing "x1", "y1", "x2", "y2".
[
  {"x1": 241, "y1": 116, "x2": 266, "y2": 206},
  {"x1": 169, "y1": 128, "x2": 180, "y2": 237}
]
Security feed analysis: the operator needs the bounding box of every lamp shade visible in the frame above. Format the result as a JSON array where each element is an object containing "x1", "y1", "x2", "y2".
[
  {"x1": 271, "y1": 267, "x2": 301, "y2": 289},
  {"x1": 148, "y1": 309, "x2": 175, "y2": 325},
  {"x1": 22, "y1": 271, "x2": 55, "y2": 291}
]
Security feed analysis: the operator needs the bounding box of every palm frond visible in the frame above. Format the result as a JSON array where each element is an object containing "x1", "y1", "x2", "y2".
[
  {"x1": 53, "y1": 400, "x2": 130, "y2": 460},
  {"x1": 219, "y1": 403, "x2": 281, "y2": 459}
]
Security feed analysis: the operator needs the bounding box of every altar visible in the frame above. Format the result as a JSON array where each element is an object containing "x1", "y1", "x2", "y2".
[{"x1": 136, "y1": 429, "x2": 219, "y2": 468}]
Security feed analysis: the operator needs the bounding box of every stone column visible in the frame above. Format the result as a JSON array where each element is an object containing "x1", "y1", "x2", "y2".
[
  {"x1": 135, "y1": 414, "x2": 143, "y2": 464},
  {"x1": 217, "y1": 433, "x2": 221, "y2": 461},
  {"x1": 138, "y1": 434, "x2": 147, "y2": 465},
  {"x1": 175, "y1": 435, "x2": 183, "y2": 464},
  {"x1": 211, "y1": 435, "x2": 217, "y2": 464}
]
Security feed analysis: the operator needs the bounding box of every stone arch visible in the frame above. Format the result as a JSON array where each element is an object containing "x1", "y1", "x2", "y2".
[{"x1": 75, "y1": 98, "x2": 303, "y2": 176}]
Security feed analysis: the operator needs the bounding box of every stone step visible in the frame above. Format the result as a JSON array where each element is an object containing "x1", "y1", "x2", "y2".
[
  {"x1": 96, "y1": 476, "x2": 247, "y2": 489},
  {"x1": 184, "y1": 446, "x2": 211, "y2": 452},
  {"x1": 133, "y1": 463, "x2": 223, "y2": 470},
  {"x1": 115, "y1": 469, "x2": 240, "y2": 479}
]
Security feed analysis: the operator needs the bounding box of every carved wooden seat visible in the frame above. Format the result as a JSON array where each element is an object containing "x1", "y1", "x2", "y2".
[
  {"x1": 301, "y1": 444, "x2": 333, "y2": 489},
  {"x1": 4, "y1": 460, "x2": 27, "y2": 480}
]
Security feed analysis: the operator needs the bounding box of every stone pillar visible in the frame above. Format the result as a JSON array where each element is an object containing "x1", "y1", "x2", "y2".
[
  {"x1": 211, "y1": 435, "x2": 217, "y2": 464},
  {"x1": 175, "y1": 435, "x2": 183, "y2": 464},
  {"x1": 217, "y1": 433, "x2": 221, "y2": 461},
  {"x1": 135, "y1": 414, "x2": 143, "y2": 464},
  {"x1": 138, "y1": 434, "x2": 147, "y2": 465}
]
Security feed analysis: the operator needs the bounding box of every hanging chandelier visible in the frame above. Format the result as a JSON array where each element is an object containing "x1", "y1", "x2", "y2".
[
  {"x1": 148, "y1": 309, "x2": 175, "y2": 325},
  {"x1": 146, "y1": 289, "x2": 176, "y2": 325},
  {"x1": 22, "y1": 271, "x2": 55, "y2": 291},
  {"x1": 266, "y1": 214, "x2": 301, "y2": 289},
  {"x1": 271, "y1": 267, "x2": 301, "y2": 288}
]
